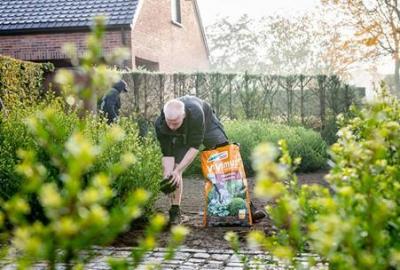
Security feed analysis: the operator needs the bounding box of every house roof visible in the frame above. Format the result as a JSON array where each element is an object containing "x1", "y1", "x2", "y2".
[{"x1": 0, "y1": 0, "x2": 138, "y2": 34}]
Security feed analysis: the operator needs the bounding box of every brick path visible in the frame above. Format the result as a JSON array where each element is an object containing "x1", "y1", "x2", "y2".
[{"x1": 2, "y1": 246, "x2": 327, "y2": 270}]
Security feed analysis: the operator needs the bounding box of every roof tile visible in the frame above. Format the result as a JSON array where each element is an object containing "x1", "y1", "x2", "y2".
[{"x1": 0, "y1": 0, "x2": 138, "y2": 33}]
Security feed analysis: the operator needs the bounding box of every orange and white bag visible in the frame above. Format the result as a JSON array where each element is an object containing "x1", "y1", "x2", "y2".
[{"x1": 201, "y1": 144, "x2": 252, "y2": 226}]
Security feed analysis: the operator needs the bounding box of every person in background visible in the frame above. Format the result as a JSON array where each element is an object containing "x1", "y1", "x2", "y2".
[{"x1": 100, "y1": 80, "x2": 128, "y2": 124}]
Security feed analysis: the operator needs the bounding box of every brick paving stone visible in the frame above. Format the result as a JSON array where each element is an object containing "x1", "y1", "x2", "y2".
[
  {"x1": 144, "y1": 256, "x2": 165, "y2": 263},
  {"x1": 203, "y1": 264, "x2": 223, "y2": 269},
  {"x1": 180, "y1": 267, "x2": 198, "y2": 270},
  {"x1": 111, "y1": 250, "x2": 131, "y2": 257},
  {"x1": 203, "y1": 261, "x2": 225, "y2": 269},
  {"x1": 182, "y1": 262, "x2": 198, "y2": 266},
  {"x1": 152, "y1": 251, "x2": 168, "y2": 257},
  {"x1": 208, "y1": 249, "x2": 234, "y2": 254},
  {"x1": 163, "y1": 259, "x2": 183, "y2": 265},
  {"x1": 85, "y1": 262, "x2": 110, "y2": 270},
  {"x1": 192, "y1": 252, "x2": 210, "y2": 259},
  {"x1": 187, "y1": 258, "x2": 206, "y2": 264},
  {"x1": 178, "y1": 248, "x2": 205, "y2": 253},
  {"x1": 227, "y1": 262, "x2": 245, "y2": 267},
  {"x1": 173, "y1": 252, "x2": 191, "y2": 260},
  {"x1": 228, "y1": 254, "x2": 242, "y2": 263},
  {"x1": 208, "y1": 260, "x2": 225, "y2": 265},
  {"x1": 211, "y1": 253, "x2": 230, "y2": 261}
]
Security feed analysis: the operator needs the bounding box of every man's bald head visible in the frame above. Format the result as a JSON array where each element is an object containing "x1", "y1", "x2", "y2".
[{"x1": 163, "y1": 99, "x2": 185, "y2": 130}]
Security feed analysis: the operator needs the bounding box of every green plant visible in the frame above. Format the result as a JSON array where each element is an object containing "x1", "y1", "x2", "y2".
[
  {"x1": 232, "y1": 89, "x2": 400, "y2": 270},
  {"x1": 0, "y1": 99, "x2": 162, "y2": 218},
  {"x1": 185, "y1": 120, "x2": 327, "y2": 176},
  {"x1": 0, "y1": 16, "x2": 188, "y2": 269},
  {"x1": 0, "y1": 106, "x2": 149, "y2": 268},
  {"x1": 0, "y1": 55, "x2": 53, "y2": 105},
  {"x1": 0, "y1": 108, "x2": 187, "y2": 269}
]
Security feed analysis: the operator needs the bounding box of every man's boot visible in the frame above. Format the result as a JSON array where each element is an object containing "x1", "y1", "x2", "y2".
[
  {"x1": 168, "y1": 205, "x2": 182, "y2": 226},
  {"x1": 250, "y1": 201, "x2": 266, "y2": 223}
]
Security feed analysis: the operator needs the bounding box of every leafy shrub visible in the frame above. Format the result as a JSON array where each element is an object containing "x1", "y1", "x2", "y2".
[
  {"x1": 0, "y1": 55, "x2": 53, "y2": 105},
  {"x1": 0, "y1": 106, "x2": 187, "y2": 269},
  {"x1": 0, "y1": 16, "x2": 188, "y2": 269},
  {"x1": 185, "y1": 120, "x2": 327, "y2": 176},
  {"x1": 231, "y1": 90, "x2": 400, "y2": 270},
  {"x1": 0, "y1": 99, "x2": 162, "y2": 217}
]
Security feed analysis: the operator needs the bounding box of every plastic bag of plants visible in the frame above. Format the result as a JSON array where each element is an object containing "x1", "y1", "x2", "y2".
[{"x1": 201, "y1": 143, "x2": 253, "y2": 227}]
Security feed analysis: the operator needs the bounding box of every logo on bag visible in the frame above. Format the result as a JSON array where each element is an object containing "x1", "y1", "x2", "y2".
[{"x1": 208, "y1": 151, "x2": 228, "y2": 162}]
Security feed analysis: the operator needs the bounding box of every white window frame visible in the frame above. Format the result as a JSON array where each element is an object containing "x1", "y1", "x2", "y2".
[{"x1": 171, "y1": 0, "x2": 182, "y2": 26}]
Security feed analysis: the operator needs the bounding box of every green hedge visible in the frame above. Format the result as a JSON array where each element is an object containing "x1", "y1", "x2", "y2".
[
  {"x1": 0, "y1": 55, "x2": 53, "y2": 104},
  {"x1": 0, "y1": 98, "x2": 161, "y2": 218},
  {"x1": 185, "y1": 120, "x2": 327, "y2": 176}
]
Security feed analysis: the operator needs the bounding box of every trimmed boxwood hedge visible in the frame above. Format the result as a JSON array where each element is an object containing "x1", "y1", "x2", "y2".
[
  {"x1": 0, "y1": 55, "x2": 53, "y2": 104},
  {"x1": 185, "y1": 120, "x2": 328, "y2": 176}
]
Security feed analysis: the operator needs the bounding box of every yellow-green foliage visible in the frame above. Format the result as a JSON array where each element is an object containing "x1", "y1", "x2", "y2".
[
  {"x1": 226, "y1": 89, "x2": 400, "y2": 270},
  {"x1": 0, "y1": 17, "x2": 189, "y2": 269},
  {"x1": 0, "y1": 55, "x2": 54, "y2": 104}
]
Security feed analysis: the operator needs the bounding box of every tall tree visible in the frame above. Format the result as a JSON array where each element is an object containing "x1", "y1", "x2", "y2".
[
  {"x1": 206, "y1": 15, "x2": 262, "y2": 73},
  {"x1": 206, "y1": 12, "x2": 361, "y2": 78},
  {"x1": 323, "y1": 0, "x2": 400, "y2": 93}
]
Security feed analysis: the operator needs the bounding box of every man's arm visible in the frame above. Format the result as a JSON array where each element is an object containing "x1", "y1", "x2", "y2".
[
  {"x1": 175, "y1": 147, "x2": 199, "y2": 173},
  {"x1": 155, "y1": 117, "x2": 176, "y2": 178},
  {"x1": 170, "y1": 147, "x2": 199, "y2": 185}
]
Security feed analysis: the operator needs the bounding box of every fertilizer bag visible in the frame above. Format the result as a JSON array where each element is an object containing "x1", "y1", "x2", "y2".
[{"x1": 201, "y1": 143, "x2": 253, "y2": 226}]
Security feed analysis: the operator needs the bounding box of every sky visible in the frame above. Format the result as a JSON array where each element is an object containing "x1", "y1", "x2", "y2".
[
  {"x1": 197, "y1": 0, "x2": 321, "y2": 26},
  {"x1": 196, "y1": 0, "x2": 392, "y2": 98}
]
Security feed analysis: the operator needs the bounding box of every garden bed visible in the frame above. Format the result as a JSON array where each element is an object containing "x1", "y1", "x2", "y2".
[{"x1": 114, "y1": 171, "x2": 328, "y2": 250}]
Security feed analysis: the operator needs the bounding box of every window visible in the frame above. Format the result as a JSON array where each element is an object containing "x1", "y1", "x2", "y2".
[
  {"x1": 171, "y1": 0, "x2": 182, "y2": 25},
  {"x1": 135, "y1": 57, "x2": 159, "y2": 71}
]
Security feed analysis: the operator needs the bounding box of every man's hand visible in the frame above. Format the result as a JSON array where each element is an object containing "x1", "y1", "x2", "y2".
[
  {"x1": 169, "y1": 168, "x2": 183, "y2": 187},
  {"x1": 162, "y1": 156, "x2": 175, "y2": 179}
]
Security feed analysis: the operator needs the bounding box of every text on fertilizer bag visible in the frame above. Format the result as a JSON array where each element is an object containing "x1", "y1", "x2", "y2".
[{"x1": 206, "y1": 159, "x2": 242, "y2": 173}]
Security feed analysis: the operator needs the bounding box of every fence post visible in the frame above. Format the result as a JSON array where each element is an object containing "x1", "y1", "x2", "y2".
[
  {"x1": 228, "y1": 74, "x2": 235, "y2": 119},
  {"x1": 195, "y1": 73, "x2": 201, "y2": 97},
  {"x1": 343, "y1": 84, "x2": 352, "y2": 113},
  {"x1": 173, "y1": 74, "x2": 178, "y2": 98},
  {"x1": 299, "y1": 74, "x2": 305, "y2": 125},
  {"x1": 212, "y1": 73, "x2": 222, "y2": 117},
  {"x1": 144, "y1": 73, "x2": 148, "y2": 119},
  {"x1": 133, "y1": 72, "x2": 140, "y2": 114},
  {"x1": 317, "y1": 75, "x2": 327, "y2": 130}
]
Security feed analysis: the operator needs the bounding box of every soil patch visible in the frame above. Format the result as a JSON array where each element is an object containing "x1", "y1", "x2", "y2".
[{"x1": 114, "y1": 171, "x2": 328, "y2": 249}]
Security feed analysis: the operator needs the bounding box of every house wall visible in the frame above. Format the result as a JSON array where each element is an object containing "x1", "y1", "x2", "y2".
[
  {"x1": 131, "y1": 0, "x2": 210, "y2": 72},
  {"x1": 0, "y1": 0, "x2": 210, "y2": 71},
  {"x1": 0, "y1": 30, "x2": 131, "y2": 66}
]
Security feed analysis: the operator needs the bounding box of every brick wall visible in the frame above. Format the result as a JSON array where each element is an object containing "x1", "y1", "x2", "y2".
[
  {"x1": 0, "y1": 0, "x2": 210, "y2": 71},
  {"x1": 131, "y1": 0, "x2": 210, "y2": 72},
  {"x1": 0, "y1": 30, "x2": 131, "y2": 65}
]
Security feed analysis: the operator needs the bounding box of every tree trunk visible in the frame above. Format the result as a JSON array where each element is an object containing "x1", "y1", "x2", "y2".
[{"x1": 395, "y1": 57, "x2": 400, "y2": 96}]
